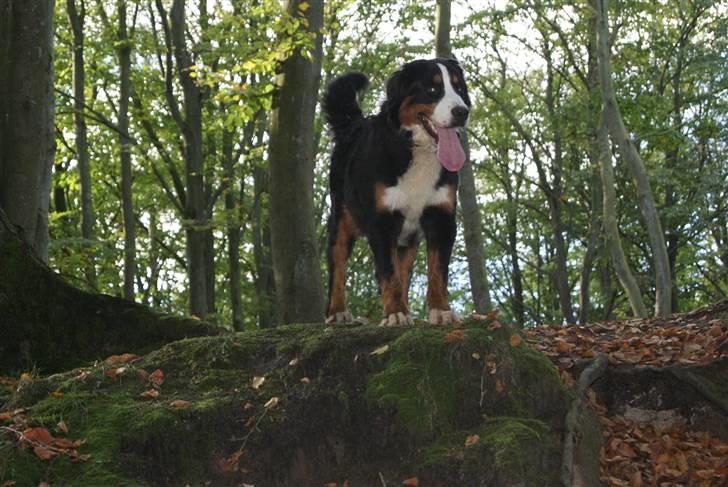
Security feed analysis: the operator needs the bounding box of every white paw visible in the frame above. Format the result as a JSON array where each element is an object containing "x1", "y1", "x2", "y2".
[
  {"x1": 379, "y1": 312, "x2": 414, "y2": 327},
  {"x1": 326, "y1": 310, "x2": 353, "y2": 324},
  {"x1": 427, "y1": 309, "x2": 461, "y2": 325}
]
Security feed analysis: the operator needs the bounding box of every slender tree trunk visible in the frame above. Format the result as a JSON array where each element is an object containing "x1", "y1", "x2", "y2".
[
  {"x1": 253, "y1": 163, "x2": 277, "y2": 328},
  {"x1": 160, "y1": 0, "x2": 208, "y2": 318},
  {"x1": 267, "y1": 0, "x2": 325, "y2": 324},
  {"x1": 542, "y1": 40, "x2": 575, "y2": 324},
  {"x1": 67, "y1": 0, "x2": 96, "y2": 287},
  {"x1": 435, "y1": 0, "x2": 492, "y2": 313},
  {"x1": 595, "y1": 0, "x2": 671, "y2": 316},
  {"x1": 0, "y1": 0, "x2": 55, "y2": 262},
  {"x1": 579, "y1": 156, "x2": 602, "y2": 324},
  {"x1": 118, "y1": 0, "x2": 136, "y2": 300},
  {"x1": 221, "y1": 128, "x2": 243, "y2": 330},
  {"x1": 505, "y1": 191, "x2": 524, "y2": 327},
  {"x1": 597, "y1": 114, "x2": 648, "y2": 317}
]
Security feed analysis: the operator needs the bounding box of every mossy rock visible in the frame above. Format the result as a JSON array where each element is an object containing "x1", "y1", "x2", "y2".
[
  {"x1": 1, "y1": 322, "x2": 571, "y2": 486},
  {"x1": 0, "y1": 234, "x2": 222, "y2": 374}
]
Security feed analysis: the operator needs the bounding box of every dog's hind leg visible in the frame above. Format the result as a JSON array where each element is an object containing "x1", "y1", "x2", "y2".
[
  {"x1": 421, "y1": 206, "x2": 461, "y2": 325},
  {"x1": 326, "y1": 206, "x2": 358, "y2": 324}
]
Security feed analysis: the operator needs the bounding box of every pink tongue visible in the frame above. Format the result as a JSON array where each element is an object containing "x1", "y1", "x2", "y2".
[{"x1": 436, "y1": 126, "x2": 465, "y2": 172}]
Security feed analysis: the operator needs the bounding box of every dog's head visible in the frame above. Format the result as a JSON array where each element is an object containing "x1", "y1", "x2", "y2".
[{"x1": 382, "y1": 58, "x2": 471, "y2": 171}]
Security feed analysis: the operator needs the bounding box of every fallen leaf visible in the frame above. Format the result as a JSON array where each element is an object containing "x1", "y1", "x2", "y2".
[
  {"x1": 104, "y1": 353, "x2": 139, "y2": 366},
  {"x1": 33, "y1": 446, "x2": 56, "y2": 461},
  {"x1": 444, "y1": 329, "x2": 465, "y2": 343},
  {"x1": 471, "y1": 313, "x2": 488, "y2": 321},
  {"x1": 289, "y1": 357, "x2": 299, "y2": 366},
  {"x1": 169, "y1": 400, "x2": 192, "y2": 409},
  {"x1": 488, "y1": 320, "x2": 502, "y2": 331},
  {"x1": 323, "y1": 484, "x2": 336, "y2": 487},
  {"x1": 495, "y1": 379, "x2": 504, "y2": 394},
  {"x1": 148, "y1": 369, "x2": 165, "y2": 388},
  {"x1": 556, "y1": 340, "x2": 573, "y2": 353},
  {"x1": 49, "y1": 391, "x2": 64, "y2": 399},
  {"x1": 19, "y1": 373, "x2": 32, "y2": 382},
  {"x1": 264, "y1": 396, "x2": 279, "y2": 409},
  {"x1": 136, "y1": 369, "x2": 149, "y2": 381},
  {"x1": 370, "y1": 345, "x2": 389, "y2": 356},
  {"x1": 465, "y1": 434, "x2": 480, "y2": 447},
  {"x1": 509, "y1": 334, "x2": 522, "y2": 347},
  {"x1": 56, "y1": 420, "x2": 68, "y2": 434},
  {"x1": 24, "y1": 427, "x2": 53, "y2": 445},
  {"x1": 0, "y1": 411, "x2": 12, "y2": 422},
  {"x1": 251, "y1": 376, "x2": 266, "y2": 390},
  {"x1": 300, "y1": 377, "x2": 310, "y2": 385},
  {"x1": 471, "y1": 353, "x2": 481, "y2": 360},
  {"x1": 140, "y1": 389, "x2": 160, "y2": 400},
  {"x1": 402, "y1": 477, "x2": 419, "y2": 486}
]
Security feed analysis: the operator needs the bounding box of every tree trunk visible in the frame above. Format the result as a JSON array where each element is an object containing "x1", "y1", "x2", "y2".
[
  {"x1": 0, "y1": 0, "x2": 55, "y2": 263},
  {"x1": 118, "y1": 0, "x2": 136, "y2": 301},
  {"x1": 579, "y1": 161, "x2": 602, "y2": 324},
  {"x1": 597, "y1": 114, "x2": 648, "y2": 317},
  {"x1": 267, "y1": 0, "x2": 325, "y2": 324},
  {"x1": 253, "y1": 163, "x2": 277, "y2": 328},
  {"x1": 159, "y1": 0, "x2": 208, "y2": 318},
  {"x1": 67, "y1": 0, "x2": 97, "y2": 287},
  {"x1": 595, "y1": 0, "x2": 671, "y2": 316},
  {"x1": 435, "y1": 0, "x2": 492, "y2": 314}
]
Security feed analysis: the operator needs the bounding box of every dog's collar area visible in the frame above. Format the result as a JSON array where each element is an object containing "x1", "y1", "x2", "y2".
[{"x1": 417, "y1": 112, "x2": 439, "y2": 142}]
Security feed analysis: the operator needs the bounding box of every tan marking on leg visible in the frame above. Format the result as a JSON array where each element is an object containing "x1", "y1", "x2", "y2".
[
  {"x1": 380, "y1": 248, "x2": 409, "y2": 316},
  {"x1": 397, "y1": 245, "x2": 419, "y2": 300},
  {"x1": 327, "y1": 208, "x2": 357, "y2": 317},
  {"x1": 427, "y1": 249, "x2": 450, "y2": 312},
  {"x1": 436, "y1": 184, "x2": 457, "y2": 213}
]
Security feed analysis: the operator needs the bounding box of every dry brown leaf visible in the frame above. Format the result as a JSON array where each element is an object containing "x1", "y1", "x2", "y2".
[
  {"x1": 49, "y1": 391, "x2": 64, "y2": 399},
  {"x1": 264, "y1": 397, "x2": 279, "y2": 409},
  {"x1": 471, "y1": 352, "x2": 481, "y2": 360},
  {"x1": 300, "y1": 377, "x2": 310, "y2": 385},
  {"x1": 104, "y1": 367, "x2": 126, "y2": 379},
  {"x1": 464, "y1": 434, "x2": 480, "y2": 447},
  {"x1": 0, "y1": 411, "x2": 12, "y2": 422},
  {"x1": 444, "y1": 329, "x2": 465, "y2": 343},
  {"x1": 495, "y1": 379, "x2": 504, "y2": 394},
  {"x1": 33, "y1": 446, "x2": 56, "y2": 461},
  {"x1": 509, "y1": 334, "x2": 522, "y2": 347},
  {"x1": 24, "y1": 427, "x2": 53, "y2": 445},
  {"x1": 323, "y1": 484, "x2": 337, "y2": 487},
  {"x1": 488, "y1": 320, "x2": 502, "y2": 331},
  {"x1": 402, "y1": 477, "x2": 419, "y2": 486},
  {"x1": 169, "y1": 400, "x2": 192, "y2": 409},
  {"x1": 104, "y1": 353, "x2": 139, "y2": 366},
  {"x1": 148, "y1": 369, "x2": 165, "y2": 388},
  {"x1": 140, "y1": 389, "x2": 160, "y2": 400}
]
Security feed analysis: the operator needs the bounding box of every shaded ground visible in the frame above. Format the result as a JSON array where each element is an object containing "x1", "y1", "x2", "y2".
[{"x1": 1, "y1": 320, "x2": 571, "y2": 486}]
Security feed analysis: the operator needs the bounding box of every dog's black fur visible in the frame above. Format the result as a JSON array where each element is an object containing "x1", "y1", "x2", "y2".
[{"x1": 323, "y1": 59, "x2": 471, "y2": 326}]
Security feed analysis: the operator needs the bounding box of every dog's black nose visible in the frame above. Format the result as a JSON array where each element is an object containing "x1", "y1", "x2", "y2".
[{"x1": 451, "y1": 106, "x2": 469, "y2": 124}]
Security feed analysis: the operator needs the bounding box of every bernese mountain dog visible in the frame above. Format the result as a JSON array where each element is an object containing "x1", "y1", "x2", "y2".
[{"x1": 323, "y1": 58, "x2": 471, "y2": 326}]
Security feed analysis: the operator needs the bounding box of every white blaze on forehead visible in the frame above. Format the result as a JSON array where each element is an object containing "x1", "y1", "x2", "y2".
[{"x1": 431, "y1": 63, "x2": 467, "y2": 127}]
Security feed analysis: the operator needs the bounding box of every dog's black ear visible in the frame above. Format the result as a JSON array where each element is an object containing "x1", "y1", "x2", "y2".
[{"x1": 382, "y1": 68, "x2": 405, "y2": 126}]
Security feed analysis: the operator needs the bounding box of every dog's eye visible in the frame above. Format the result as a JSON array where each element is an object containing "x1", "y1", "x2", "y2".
[{"x1": 428, "y1": 86, "x2": 438, "y2": 94}]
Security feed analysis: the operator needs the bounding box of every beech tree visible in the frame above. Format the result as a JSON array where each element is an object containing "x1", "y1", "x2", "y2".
[
  {"x1": 0, "y1": 0, "x2": 55, "y2": 261},
  {"x1": 268, "y1": 0, "x2": 326, "y2": 324}
]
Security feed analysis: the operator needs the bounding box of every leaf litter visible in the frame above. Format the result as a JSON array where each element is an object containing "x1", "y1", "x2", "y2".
[{"x1": 524, "y1": 308, "x2": 728, "y2": 486}]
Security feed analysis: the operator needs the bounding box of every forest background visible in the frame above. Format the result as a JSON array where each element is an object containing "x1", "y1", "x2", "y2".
[{"x1": 8, "y1": 0, "x2": 728, "y2": 329}]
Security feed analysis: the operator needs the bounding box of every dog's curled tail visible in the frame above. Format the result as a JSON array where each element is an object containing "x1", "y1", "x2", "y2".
[{"x1": 323, "y1": 72, "x2": 369, "y2": 140}]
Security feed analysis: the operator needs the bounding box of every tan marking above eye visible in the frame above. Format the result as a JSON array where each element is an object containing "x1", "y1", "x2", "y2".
[
  {"x1": 452, "y1": 74, "x2": 460, "y2": 83},
  {"x1": 433, "y1": 74, "x2": 442, "y2": 84}
]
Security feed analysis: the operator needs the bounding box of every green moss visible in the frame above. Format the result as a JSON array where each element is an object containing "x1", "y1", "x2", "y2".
[{"x1": 416, "y1": 417, "x2": 560, "y2": 485}]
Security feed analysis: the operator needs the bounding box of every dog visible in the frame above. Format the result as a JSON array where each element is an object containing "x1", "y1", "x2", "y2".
[{"x1": 323, "y1": 58, "x2": 471, "y2": 326}]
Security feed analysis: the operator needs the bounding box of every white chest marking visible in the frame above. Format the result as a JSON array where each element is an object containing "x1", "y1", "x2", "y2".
[{"x1": 382, "y1": 144, "x2": 449, "y2": 245}]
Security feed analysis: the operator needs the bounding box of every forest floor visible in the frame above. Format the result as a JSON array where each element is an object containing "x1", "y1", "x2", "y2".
[
  {"x1": 526, "y1": 300, "x2": 728, "y2": 486},
  {"x1": 0, "y1": 301, "x2": 727, "y2": 486}
]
